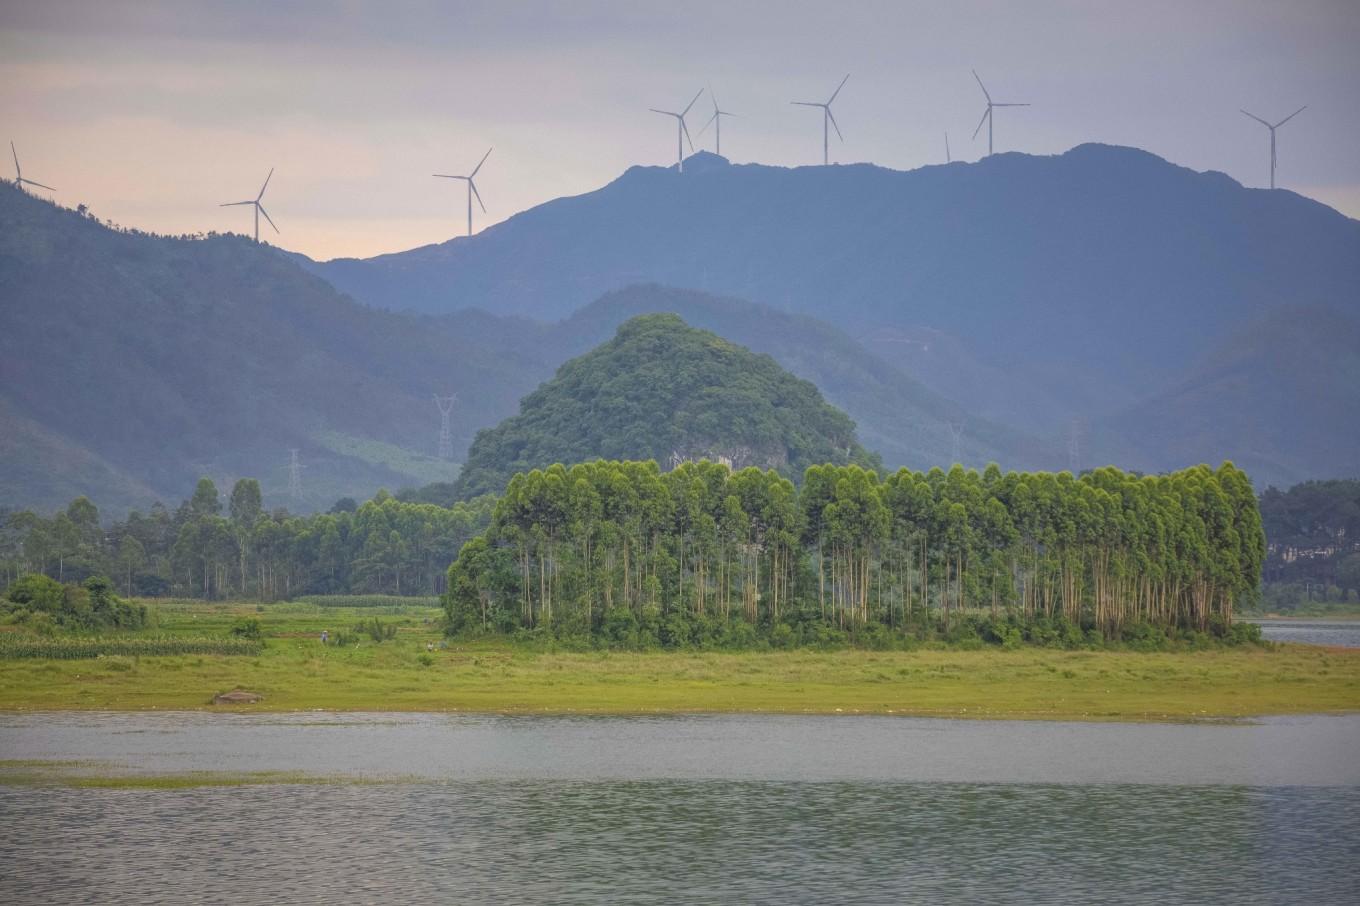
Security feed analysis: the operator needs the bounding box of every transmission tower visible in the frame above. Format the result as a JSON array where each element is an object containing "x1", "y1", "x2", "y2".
[
  {"x1": 947, "y1": 421, "x2": 966, "y2": 466},
  {"x1": 434, "y1": 394, "x2": 458, "y2": 460},
  {"x1": 1067, "y1": 417, "x2": 1086, "y2": 475},
  {"x1": 288, "y1": 449, "x2": 303, "y2": 502}
]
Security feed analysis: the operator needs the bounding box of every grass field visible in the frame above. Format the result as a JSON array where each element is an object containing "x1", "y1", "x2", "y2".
[{"x1": 1, "y1": 601, "x2": 1357, "y2": 720}]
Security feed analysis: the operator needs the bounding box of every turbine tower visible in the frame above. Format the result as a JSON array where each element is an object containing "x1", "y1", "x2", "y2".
[
  {"x1": 945, "y1": 132, "x2": 952, "y2": 163},
  {"x1": 1240, "y1": 106, "x2": 1306, "y2": 189},
  {"x1": 434, "y1": 393, "x2": 457, "y2": 461},
  {"x1": 971, "y1": 70, "x2": 1029, "y2": 156},
  {"x1": 792, "y1": 74, "x2": 849, "y2": 166},
  {"x1": 10, "y1": 142, "x2": 55, "y2": 193},
  {"x1": 650, "y1": 90, "x2": 703, "y2": 172},
  {"x1": 220, "y1": 168, "x2": 278, "y2": 243},
  {"x1": 698, "y1": 87, "x2": 736, "y2": 157},
  {"x1": 434, "y1": 147, "x2": 492, "y2": 237}
]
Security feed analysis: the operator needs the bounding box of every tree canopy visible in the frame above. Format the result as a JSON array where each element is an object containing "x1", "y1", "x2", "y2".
[{"x1": 445, "y1": 459, "x2": 1264, "y2": 645}]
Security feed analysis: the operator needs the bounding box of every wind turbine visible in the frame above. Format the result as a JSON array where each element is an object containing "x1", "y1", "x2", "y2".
[
  {"x1": 434, "y1": 147, "x2": 492, "y2": 237},
  {"x1": 971, "y1": 70, "x2": 1029, "y2": 156},
  {"x1": 792, "y1": 74, "x2": 849, "y2": 165},
  {"x1": 219, "y1": 168, "x2": 277, "y2": 243},
  {"x1": 946, "y1": 132, "x2": 952, "y2": 163},
  {"x1": 1240, "y1": 106, "x2": 1306, "y2": 189},
  {"x1": 650, "y1": 90, "x2": 703, "y2": 172},
  {"x1": 10, "y1": 142, "x2": 55, "y2": 193},
  {"x1": 698, "y1": 87, "x2": 736, "y2": 157}
]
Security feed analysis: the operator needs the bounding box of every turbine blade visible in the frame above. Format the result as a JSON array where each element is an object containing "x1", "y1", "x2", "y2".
[
  {"x1": 827, "y1": 107, "x2": 843, "y2": 141},
  {"x1": 698, "y1": 110, "x2": 718, "y2": 136},
  {"x1": 1240, "y1": 109, "x2": 1271, "y2": 128},
  {"x1": 1274, "y1": 105, "x2": 1307, "y2": 128},
  {"x1": 433, "y1": 174, "x2": 468, "y2": 180},
  {"x1": 258, "y1": 204, "x2": 279, "y2": 233},
  {"x1": 971, "y1": 107, "x2": 990, "y2": 140},
  {"x1": 993, "y1": 102, "x2": 1030, "y2": 107},
  {"x1": 681, "y1": 117, "x2": 694, "y2": 151},
  {"x1": 25, "y1": 179, "x2": 55, "y2": 191},
  {"x1": 650, "y1": 108, "x2": 677, "y2": 117},
  {"x1": 972, "y1": 69, "x2": 992, "y2": 103},
  {"x1": 828, "y1": 73, "x2": 850, "y2": 104},
  {"x1": 470, "y1": 180, "x2": 486, "y2": 212},
  {"x1": 10, "y1": 141, "x2": 18, "y2": 177},
  {"x1": 791, "y1": 101, "x2": 820, "y2": 107},
  {"x1": 220, "y1": 200, "x2": 254, "y2": 206},
  {"x1": 681, "y1": 89, "x2": 703, "y2": 118},
  {"x1": 471, "y1": 147, "x2": 492, "y2": 178},
  {"x1": 257, "y1": 167, "x2": 273, "y2": 201}
]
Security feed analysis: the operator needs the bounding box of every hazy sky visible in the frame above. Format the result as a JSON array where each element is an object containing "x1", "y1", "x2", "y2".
[{"x1": 3, "y1": 0, "x2": 1357, "y2": 260}]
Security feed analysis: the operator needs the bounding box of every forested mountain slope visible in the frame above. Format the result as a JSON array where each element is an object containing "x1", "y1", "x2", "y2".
[
  {"x1": 1096, "y1": 306, "x2": 1360, "y2": 489},
  {"x1": 452, "y1": 314, "x2": 881, "y2": 498},
  {"x1": 0, "y1": 183, "x2": 1043, "y2": 513},
  {"x1": 0, "y1": 184, "x2": 540, "y2": 512}
]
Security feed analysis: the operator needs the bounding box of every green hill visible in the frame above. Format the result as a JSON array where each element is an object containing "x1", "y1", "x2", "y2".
[{"x1": 452, "y1": 314, "x2": 880, "y2": 498}]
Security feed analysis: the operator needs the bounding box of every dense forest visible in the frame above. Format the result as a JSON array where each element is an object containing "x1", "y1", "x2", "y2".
[
  {"x1": 445, "y1": 460, "x2": 1263, "y2": 644},
  {"x1": 0, "y1": 479, "x2": 494, "y2": 599},
  {"x1": 453, "y1": 314, "x2": 880, "y2": 499},
  {"x1": 1258, "y1": 479, "x2": 1360, "y2": 608}
]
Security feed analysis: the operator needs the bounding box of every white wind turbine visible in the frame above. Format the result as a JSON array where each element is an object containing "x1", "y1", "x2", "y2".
[
  {"x1": 10, "y1": 142, "x2": 55, "y2": 193},
  {"x1": 698, "y1": 87, "x2": 737, "y2": 157},
  {"x1": 650, "y1": 90, "x2": 703, "y2": 172},
  {"x1": 792, "y1": 74, "x2": 849, "y2": 165},
  {"x1": 434, "y1": 147, "x2": 492, "y2": 237},
  {"x1": 219, "y1": 168, "x2": 278, "y2": 243},
  {"x1": 1240, "y1": 106, "x2": 1306, "y2": 190},
  {"x1": 971, "y1": 70, "x2": 1029, "y2": 156}
]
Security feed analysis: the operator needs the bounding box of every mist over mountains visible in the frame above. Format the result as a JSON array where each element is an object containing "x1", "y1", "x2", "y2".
[{"x1": 2, "y1": 140, "x2": 1357, "y2": 513}]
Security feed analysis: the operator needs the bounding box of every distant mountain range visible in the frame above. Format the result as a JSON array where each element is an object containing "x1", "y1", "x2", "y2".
[
  {"x1": 3, "y1": 141, "x2": 1357, "y2": 512},
  {"x1": 0, "y1": 186, "x2": 1044, "y2": 512},
  {"x1": 297, "y1": 143, "x2": 1360, "y2": 488}
]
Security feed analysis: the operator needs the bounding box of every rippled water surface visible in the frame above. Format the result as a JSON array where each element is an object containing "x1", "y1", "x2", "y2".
[
  {"x1": 3, "y1": 713, "x2": 1358, "y2": 904},
  {"x1": 1256, "y1": 619, "x2": 1360, "y2": 648}
]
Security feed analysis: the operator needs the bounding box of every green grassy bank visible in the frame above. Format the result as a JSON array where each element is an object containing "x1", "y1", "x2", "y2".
[{"x1": 1, "y1": 600, "x2": 1356, "y2": 720}]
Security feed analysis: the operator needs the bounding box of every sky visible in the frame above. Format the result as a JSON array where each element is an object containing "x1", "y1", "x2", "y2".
[{"x1": 2, "y1": 0, "x2": 1358, "y2": 260}]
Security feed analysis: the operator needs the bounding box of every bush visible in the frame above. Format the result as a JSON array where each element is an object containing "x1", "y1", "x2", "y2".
[
  {"x1": 229, "y1": 617, "x2": 263, "y2": 641},
  {"x1": 768, "y1": 623, "x2": 796, "y2": 649},
  {"x1": 355, "y1": 617, "x2": 398, "y2": 642},
  {"x1": 3, "y1": 574, "x2": 146, "y2": 631}
]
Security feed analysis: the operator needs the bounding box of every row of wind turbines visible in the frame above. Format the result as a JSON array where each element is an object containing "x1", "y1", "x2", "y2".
[
  {"x1": 651, "y1": 70, "x2": 1019, "y2": 174},
  {"x1": 8, "y1": 69, "x2": 1310, "y2": 244}
]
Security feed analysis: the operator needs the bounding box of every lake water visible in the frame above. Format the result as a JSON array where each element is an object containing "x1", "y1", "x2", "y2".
[
  {"x1": 1256, "y1": 619, "x2": 1360, "y2": 648},
  {"x1": 3, "y1": 712, "x2": 1358, "y2": 904}
]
